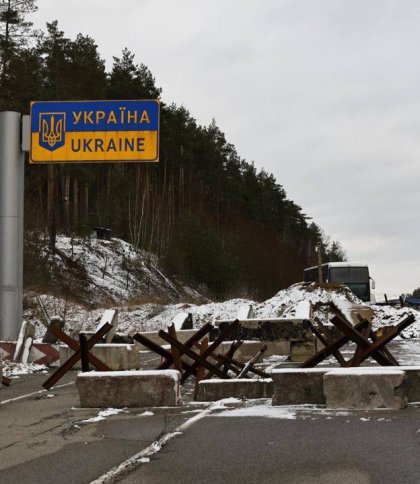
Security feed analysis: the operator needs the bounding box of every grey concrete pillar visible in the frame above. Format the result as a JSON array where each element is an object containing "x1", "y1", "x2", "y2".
[{"x1": 0, "y1": 112, "x2": 24, "y2": 340}]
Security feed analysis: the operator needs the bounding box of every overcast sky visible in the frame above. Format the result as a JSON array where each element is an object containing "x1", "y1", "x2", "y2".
[{"x1": 30, "y1": 0, "x2": 420, "y2": 298}]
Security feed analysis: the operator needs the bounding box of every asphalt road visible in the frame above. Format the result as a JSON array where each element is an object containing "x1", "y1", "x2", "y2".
[
  {"x1": 119, "y1": 403, "x2": 420, "y2": 484},
  {"x1": 0, "y1": 371, "x2": 192, "y2": 484},
  {"x1": 2, "y1": 339, "x2": 420, "y2": 484}
]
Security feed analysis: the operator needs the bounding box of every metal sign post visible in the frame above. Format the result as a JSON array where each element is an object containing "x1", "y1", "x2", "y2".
[{"x1": 0, "y1": 112, "x2": 25, "y2": 340}]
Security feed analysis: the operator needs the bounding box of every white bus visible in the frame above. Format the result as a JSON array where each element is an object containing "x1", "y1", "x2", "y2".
[{"x1": 303, "y1": 262, "x2": 375, "y2": 302}]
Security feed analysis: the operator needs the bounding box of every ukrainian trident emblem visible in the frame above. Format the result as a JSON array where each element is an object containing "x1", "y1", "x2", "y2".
[{"x1": 39, "y1": 112, "x2": 66, "y2": 151}]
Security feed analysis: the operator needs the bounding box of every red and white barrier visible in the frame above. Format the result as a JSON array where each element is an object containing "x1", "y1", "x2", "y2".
[{"x1": 0, "y1": 341, "x2": 59, "y2": 365}]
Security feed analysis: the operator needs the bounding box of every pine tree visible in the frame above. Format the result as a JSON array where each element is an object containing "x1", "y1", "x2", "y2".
[
  {"x1": 107, "y1": 48, "x2": 161, "y2": 99},
  {"x1": 0, "y1": 0, "x2": 37, "y2": 79},
  {"x1": 0, "y1": 0, "x2": 38, "y2": 108},
  {"x1": 37, "y1": 21, "x2": 72, "y2": 99},
  {"x1": 67, "y1": 33, "x2": 106, "y2": 99},
  {"x1": 327, "y1": 241, "x2": 347, "y2": 262},
  {"x1": 0, "y1": 45, "x2": 42, "y2": 111}
]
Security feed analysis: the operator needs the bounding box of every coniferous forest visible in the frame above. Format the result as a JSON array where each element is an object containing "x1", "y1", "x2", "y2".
[{"x1": 0, "y1": 1, "x2": 345, "y2": 300}]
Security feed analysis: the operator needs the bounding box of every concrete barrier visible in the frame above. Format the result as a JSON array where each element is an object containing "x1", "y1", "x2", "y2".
[
  {"x1": 337, "y1": 366, "x2": 420, "y2": 403},
  {"x1": 272, "y1": 368, "x2": 327, "y2": 405},
  {"x1": 218, "y1": 340, "x2": 290, "y2": 362},
  {"x1": 348, "y1": 306, "x2": 374, "y2": 325},
  {"x1": 198, "y1": 378, "x2": 273, "y2": 401},
  {"x1": 324, "y1": 368, "x2": 408, "y2": 409},
  {"x1": 60, "y1": 344, "x2": 140, "y2": 370},
  {"x1": 97, "y1": 309, "x2": 119, "y2": 343},
  {"x1": 394, "y1": 366, "x2": 420, "y2": 402},
  {"x1": 0, "y1": 341, "x2": 59, "y2": 366},
  {"x1": 216, "y1": 318, "x2": 313, "y2": 341},
  {"x1": 76, "y1": 370, "x2": 181, "y2": 408},
  {"x1": 236, "y1": 304, "x2": 254, "y2": 320},
  {"x1": 273, "y1": 366, "x2": 420, "y2": 405},
  {"x1": 171, "y1": 312, "x2": 193, "y2": 330},
  {"x1": 351, "y1": 366, "x2": 420, "y2": 403},
  {"x1": 290, "y1": 340, "x2": 316, "y2": 362},
  {"x1": 215, "y1": 319, "x2": 316, "y2": 361},
  {"x1": 157, "y1": 340, "x2": 289, "y2": 367}
]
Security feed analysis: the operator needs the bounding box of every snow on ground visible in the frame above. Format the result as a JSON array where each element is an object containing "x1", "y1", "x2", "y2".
[
  {"x1": 140, "y1": 298, "x2": 255, "y2": 332},
  {"x1": 24, "y1": 282, "x2": 420, "y2": 340},
  {"x1": 25, "y1": 294, "x2": 256, "y2": 339},
  {"x1": 371, "y1": 304, "x2": 420, "y2": 338},
  {"x1": 254, "y1": 283, "x2": 420, "y2": 338},
  {"x1": 253, "y1": 283, "x2": 360, "y2": 319},
  {"x1": 42, "y1": 235, "x2": 205, "y2": 306},
  {"x1": 2, "y1": 361, "x2": 48, "y2": 377},
  {"x1": 78, "y1": 408, "x2": 127, "y2": 424},
  {"x1": 215, "y1": 405, "x2": 297, "y2": 419}
]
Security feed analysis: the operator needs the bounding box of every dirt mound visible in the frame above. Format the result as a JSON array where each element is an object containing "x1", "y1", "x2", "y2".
[{"x1": 36, "y1": 235, "x2": 205, "y2": 307}]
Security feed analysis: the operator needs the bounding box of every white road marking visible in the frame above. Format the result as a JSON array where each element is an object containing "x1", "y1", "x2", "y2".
[
  {"x1": 90, "y1": 400, "x2": 228, "y2": 484},
  {"x1": 0, "y1": 381, "x2": 74, "y2": 405}
]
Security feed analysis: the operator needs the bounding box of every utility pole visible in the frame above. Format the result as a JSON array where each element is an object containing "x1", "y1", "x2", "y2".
[
  {"x1": 317, "y1": 241, "x2": 323, "y2": 284},
  {"x1": 0, "y1": 111, "x2": 25, "y2": 340}
]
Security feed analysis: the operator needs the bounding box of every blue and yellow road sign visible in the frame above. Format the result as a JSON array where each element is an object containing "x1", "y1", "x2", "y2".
[{"x1": 30, "y1": 100, "x2": 160, "y2": 163}]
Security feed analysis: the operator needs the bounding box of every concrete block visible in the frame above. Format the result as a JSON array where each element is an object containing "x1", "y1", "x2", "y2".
[
  {"x1": 336, "y1": 366, "x2": 420, "y2": 403},
  {"x1": 272, "y1": 366, "x2": 420, "y2": 405},
  {"x1": 349, "y1": 307, "x2": 374, "y2": 325},
  {"x1": 171, "y1": 312, "x2": 193, "y2": 330},
  {"x1": 42, "y1": 316, "x2": 64, "y2": 344},
  {"x1": 395, "y1": 366, "x2": 420, "y2": 402},
  {"x1": 77, "y1": 370, "x2": 181, "y2": 408},
  {"x1": 216, "y1": 318, "x2": 313, "y2": 342},
  {"x1": 198, "y1": 378, "x2": 273, "y2": 401},
  {"x1": 291, "y1": 300, "x2": 312, "y2": 319},
  {"x1": 96, "y1": 309, "x2": 119, "y2": 343},
  {"x1": 272, "y1": 368, "x2": 327, "y2": 405},
  {"x1": 60, "y1": 344, "x2": 140, "y2": 370},
  {"x1": 333, "y1": 301, "x2": 374, "y2": 326},
  {"x1": 290, "y1": 340, "x2": 316, "y2": 362},
  {"x1": 324, "y1": 368, "x2": 408, "y2": 409},
  {"x1": 218, "y1": 340, "x2": 290, "y2": 362},
  {"x1": 14, "y1": 321, "x2": 35, "y2": 360},
  {"x1": 236, "y1": 304, "x2": 254, "y2": 320}
]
